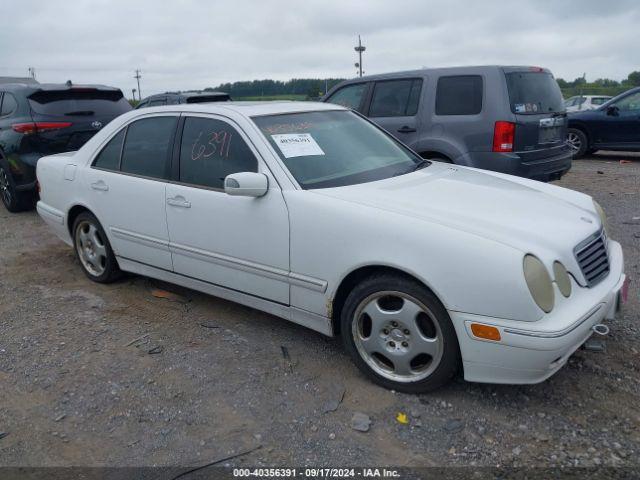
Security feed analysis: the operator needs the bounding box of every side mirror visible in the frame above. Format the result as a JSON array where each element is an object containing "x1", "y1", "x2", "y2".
[
  {"x1": 224, "y1": 172, "x2": 268, "y2": 197},
  {"x1": 606, "y1": 105, "x2": 619, "y2": 116}
]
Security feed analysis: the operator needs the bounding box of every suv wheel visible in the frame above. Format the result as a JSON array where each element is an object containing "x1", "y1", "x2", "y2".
[
  {"x1": 72, "y1": 212, "x2": 122, "y2": 283},
  {"x1": 341, "y1": 274, "x2": 460, "y2": 393},
  {"x1": 567, "y1": 128, "x2": 588, "y2": 159},
  {"x1": 0, "y1": 163, "x2": 32, "y2": 213}
]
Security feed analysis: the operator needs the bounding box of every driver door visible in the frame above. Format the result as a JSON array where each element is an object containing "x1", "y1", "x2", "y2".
[
  {"x1": 599, "y1": 91, "x2": 640, "y2": 146},
  {"x1": 165, "y1": 115, "x2": 290, "y2": 304}
]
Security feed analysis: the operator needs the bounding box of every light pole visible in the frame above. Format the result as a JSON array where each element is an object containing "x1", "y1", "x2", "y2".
[
  {"x1": 134, "y1": 69, "x2": 142, "y2": 100},
  {"x1": 354, "y1": 35, "x2": 366, "y2": 78}
]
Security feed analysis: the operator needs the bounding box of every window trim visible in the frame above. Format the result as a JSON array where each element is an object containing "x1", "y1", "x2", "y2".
[
  {"x1": 434, "y1": 74, "x2": 484, "y2": 116},
  {"x1": 366, "y1": 77, "x2": 424, "y2": 118},
  {"x1": 90, "y1": 112, "x2": 179, "y2": 182},
  {"x1": 325, "y1": 82, "x2": 370, "y2": 112}
]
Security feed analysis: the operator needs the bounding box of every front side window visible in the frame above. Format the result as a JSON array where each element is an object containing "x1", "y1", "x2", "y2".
[
  {"x1": 435, "y1": 75, "x2": 483, "y2": 115},
  {"x1": 591, "y1": 97, "x2": 609, "y2": 106},
  {"x1": 120, "y1": 116, "x2": 177, "y2": 179},
  {"x1": 612, "y1": 92, "x2": 640, "y2": 112},
  {"x1": 325, "y1": 84, "x2": 367, "y2": 111},
  {"x1": 179, "y1": 117, "x2": 258, "y2": 189},
  {"x1": 253, "y1": 110, "x2": 425, "y2": 190},
  {"x1": 93, "y1": 129, "x2": 125, "y2": 170},
  {"x1": 1, "y1": 92, "x2": 18, "y2": 116},
  {"x1": 369, "y1": 79, "x2": 423, "y2": 117}
]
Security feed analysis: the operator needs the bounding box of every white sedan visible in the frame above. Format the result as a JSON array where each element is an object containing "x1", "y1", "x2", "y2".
[{"x1": 36, "y1": 102, "x2": 627, "y2": 392}]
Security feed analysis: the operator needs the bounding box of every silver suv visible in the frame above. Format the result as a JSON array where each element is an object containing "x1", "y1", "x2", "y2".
[{"x1": 323, "y1": 65, "x2": 572, "y2": 181}]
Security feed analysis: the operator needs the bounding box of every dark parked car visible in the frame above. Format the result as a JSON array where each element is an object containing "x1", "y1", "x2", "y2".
[
  {"x1": 323, "y1": 66, "x2": 572, "y2": 181},
  {"x1": 135, "y1": 91, "x2": 231, "y2": 109},
  {"x1": 0, "y1": 83, "x2": 131, "y2": 212},
  {"x1": 567, "y1": 87, "x2": 640, "y2": 158}
]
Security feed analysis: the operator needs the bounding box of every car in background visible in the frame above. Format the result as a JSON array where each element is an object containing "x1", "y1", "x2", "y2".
[
  {"x1": 564, "y1": 95, "x2": 612, "y2": 112},
  {"x1": 0, "y1": 82, "x2": 131, "y2": 212},
  {"x1": 323, "y1": 66, "x2": 572, "y2": 181},
  {"x1": 567, "y1": 87, "x2": 640, "y2": 158},
  {"x1": 135, "y1": 91, "x2": 231, "y2": 109},
  {"x1": 36, "y1": 102, "x2": 626, "y2": 393}
]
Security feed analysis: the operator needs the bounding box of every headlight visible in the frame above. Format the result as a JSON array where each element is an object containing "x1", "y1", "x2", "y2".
[
  {"x1": 523, "y1": 254, "x2": 554, "y2": 313},
  {"x1": 593, "y1": 200, "x2": 608, "y2": 235},
  {"x1": 553, "y1": 261, "x2": 572, "y2": 298}
]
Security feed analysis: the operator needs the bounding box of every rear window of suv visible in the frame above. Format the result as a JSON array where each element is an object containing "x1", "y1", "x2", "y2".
[
  {"x1": 28, "y1": 89, "x2": 131, "y2": 116},
  {"x1": 505, "y1": 71, "x2": 564, "y2": 114}
]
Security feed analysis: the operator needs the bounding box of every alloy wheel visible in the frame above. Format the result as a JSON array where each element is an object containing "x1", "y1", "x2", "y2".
[
  {"x1": 352, "y1": 291, "x2": 444, "y2": 382},
  {"x1": 75, "y1": 220, "x2": 107, "y2": 277},
  {"x1": 0, "y1": 167, "x2": 12, "y2": 207},
  {"x1": 567, "y1": 131, "x2": 581, "y2": 152}
]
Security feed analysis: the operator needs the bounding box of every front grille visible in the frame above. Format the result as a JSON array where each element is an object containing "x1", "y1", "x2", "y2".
[{"x1": 575, "y1": 229, "x2": 610, "y2": 287}]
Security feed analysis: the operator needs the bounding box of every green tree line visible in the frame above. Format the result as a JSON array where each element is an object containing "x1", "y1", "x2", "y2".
[
  {"x1": 558, "y1": 71, "x2": 640, "y2": 98},
  {"x1": 204, "y1": 78, "x2": 346, "y2": 99}
]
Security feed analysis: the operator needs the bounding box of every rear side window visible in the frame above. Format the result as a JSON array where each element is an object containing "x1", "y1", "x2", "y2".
[
  {"x1": 28, "y1": 89, "x2": 131, "y2": 116},
  {"x1": 179, "y1": 117, "x2": 258, "y2": 190},
  {"x1": 93, "y1": 129, "x2": 125, "y2": 170},
  {"x1": 1, "y1": 92, "x2": 18, "y2": 116},
  {"x1": 326, "y1": 83, "x2": 367, "y2": 111},
  {"x1": 435, "y1": 76, "x2": 483, "y2": 115},
  {"x1": 591, "y1": 97, "x2": 609, "y2": 106},
  {"x1": 369, "y1": 79, "x2": 423, "y2": 117},
  {"x1": 120, "y1": 117, "x2": 177, "y2": 179},
  {"x1": 147, "y1": 98, "x2": 167, "y2": 107},
  {"x1": 505, "y1": 71, "x2": 564, "y2": 114}
]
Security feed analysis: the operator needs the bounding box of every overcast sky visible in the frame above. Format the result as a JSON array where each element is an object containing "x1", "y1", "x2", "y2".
[{"x1": 1, "y1": 0, "x2": 638, "y2": 97}]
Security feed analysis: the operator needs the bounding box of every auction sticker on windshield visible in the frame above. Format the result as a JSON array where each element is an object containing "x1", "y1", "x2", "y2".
[{"x1": 271, "y1": 133, "x2": 325, "y2": 158}]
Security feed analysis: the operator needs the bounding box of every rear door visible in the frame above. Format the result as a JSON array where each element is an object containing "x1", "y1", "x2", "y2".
[
  {"x1": 503, "y1": 68, "x2": 568, "y2": 160},
  {"x1": 27, "y1": 88, "x2": 132, "y2": 154},
  {"x1": 366, "y1": 78, "x2": 423, "y2": 147},
  {"x1": 83, "y1": 114, "x2": 177, "y2": 271}
]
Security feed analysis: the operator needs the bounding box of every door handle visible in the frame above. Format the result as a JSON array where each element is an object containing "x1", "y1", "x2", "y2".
[
  {"x1": 397, "y1": 126, "x2": 417, "y2": 133},
  {"x1": 167, "y1": 196, "x2": 191, "y2": 208},
  {"x1": 90, "y1": 181, "x2": 109, "y2": 191}
]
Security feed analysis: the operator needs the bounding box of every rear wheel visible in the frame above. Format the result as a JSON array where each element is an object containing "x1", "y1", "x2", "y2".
[
  {"x1": 567, "y1": 128, "x2": 588, "y2": 159},
  {"x1": 73, "y1": 212, "x2": 121, "y2": 283},
  {"x1": 341, "y1": 274, "x2": 460, "y2": 393},
  {"x1": 0, "y1": 163, "x2": 32, "y2": 213}
]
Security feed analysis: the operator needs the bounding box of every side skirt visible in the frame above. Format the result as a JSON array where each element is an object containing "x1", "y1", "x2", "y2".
[{"x1": 116, "y1": 256, "x2": 334, "y2": 337}]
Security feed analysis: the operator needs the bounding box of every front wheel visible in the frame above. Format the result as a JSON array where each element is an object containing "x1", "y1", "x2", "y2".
[
  {"x1": 567, "y1": 128, "x2": 588, "y2": 159},
  {"x1": 73, "y1": 212, "x2": 122, "y2": 283},
  {"x1": 341, "y1": 274, "x2": 460, "y2": 393}
]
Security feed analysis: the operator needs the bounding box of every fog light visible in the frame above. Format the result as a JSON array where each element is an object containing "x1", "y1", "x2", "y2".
[{"x1": 471, "y1": 323, "x2": 501, "y2": 341}]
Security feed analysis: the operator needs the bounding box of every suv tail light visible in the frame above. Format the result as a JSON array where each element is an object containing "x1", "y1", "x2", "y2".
[
  {"x1": 12, "y1": 122, "x2": 73, "y2": 135},
  {"x1": 492, "y1": 121, "x2": 515, "y2": 152}
]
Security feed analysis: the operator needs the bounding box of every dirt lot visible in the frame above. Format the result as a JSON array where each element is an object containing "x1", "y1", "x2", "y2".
[{"x1": 0, "y1": 153, "x2": 638, "y2": 471}]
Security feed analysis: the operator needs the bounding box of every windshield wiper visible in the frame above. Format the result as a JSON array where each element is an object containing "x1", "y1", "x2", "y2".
[{"x1": 409, "y1": 159, "x2": 431, "y2": 172}]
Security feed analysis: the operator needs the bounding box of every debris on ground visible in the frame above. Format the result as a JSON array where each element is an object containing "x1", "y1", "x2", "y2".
[
  {"x1": 124, "y1": 333, "x2": 150, "y2": 347},
  {"x1": 396, "y1": 412, "x2": 409, "y2": 425},
  {"x1": 281, "y1": 345, "x2": 294, "y2": 373},
  {"x1": 351, "y1": 412, "x2": 372, "y2": 432},
  {"x1": 148, "y1": 346, "x2": 164, "y2": 355},
  {"x1": 199, "y1": 322, "x2": 220, "y2": 329},
  {"x1": 150, "y1": 289, "x2": 189, "y2": 304},
  {"x1": 583, "y1": 338, "x2": 606, "y2": 352},
  {"x1": 0, "y1": 432, "x2": 7, "y2": 440},
  {"x1": 54, "y1": 414, "x2": 66, "y2": 422},
  {"x1": 322, "y1": 384, "x2": 346, "y2": 414},
  {"x1": 443, "y1": 419, "x2": 464, "y2": 432},
  {"x1": 620, "y1": 160, "x2": 633, "y2": 164}
]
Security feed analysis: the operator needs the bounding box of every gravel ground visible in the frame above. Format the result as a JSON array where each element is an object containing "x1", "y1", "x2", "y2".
[{"x1": 0, "y1": 152, "x2": 638, "y2": 471}]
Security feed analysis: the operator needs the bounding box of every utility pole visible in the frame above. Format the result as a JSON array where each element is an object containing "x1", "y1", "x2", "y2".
[
  {"x1": 134, "y1": 69, "x2": 142, "y2": 100},
  {"x1": 354, "y1": 35, "x2": 366, "y2": 78},
  {"x1": 28, "y1": 67, "x2": 36, "y2": 79}
]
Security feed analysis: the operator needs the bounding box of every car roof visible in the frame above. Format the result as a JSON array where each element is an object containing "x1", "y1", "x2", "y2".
[
  {"x1": 133, "y1": 101, "x2": 346, "y2": 117},
  {"x1": 1, "y1": 82, "x2": 121, "y2": 94},
  {"x1": 337, "y1": 65, "x2": 551, "y2": 83}
]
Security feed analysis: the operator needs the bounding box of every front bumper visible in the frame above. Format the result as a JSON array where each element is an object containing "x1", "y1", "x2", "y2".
[{"x1": 451, "y1": 240, "x2": 626, "y2": 384}]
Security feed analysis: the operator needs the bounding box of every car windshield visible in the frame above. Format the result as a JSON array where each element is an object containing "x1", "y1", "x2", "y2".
[
  {"x1": 252, "y1": 110, "x2": 426, "y2": 189},
  {"x1": 505, "y1": 71, "x2": 565, "y2": 114}
]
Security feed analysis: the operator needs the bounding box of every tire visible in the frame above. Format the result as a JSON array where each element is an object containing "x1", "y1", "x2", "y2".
[
  {"x1": 72, "y1": 212, "x2": 122, "y2": 283},
  {"x1": 567, "y1": 128, "x2": 588, "y2": 159},
  {"x1": 340, "y1": 273, "x2": 460, "y2": 393},
  {"x1": 0, "y1": 161, "x2": 33, "y2": 213}
]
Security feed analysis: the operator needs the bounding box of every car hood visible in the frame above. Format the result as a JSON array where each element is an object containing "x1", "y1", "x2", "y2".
[{"x1": 314, "y1": 163, "x2": 600, "y2": 254}]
